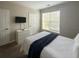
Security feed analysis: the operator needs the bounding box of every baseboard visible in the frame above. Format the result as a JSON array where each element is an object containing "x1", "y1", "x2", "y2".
[
  {"x1": 8, "y1": 40, "x2": 15, "y2": 44},
  {"x1": 0, "y1": 40, "x2": 16, "y2": 47}
]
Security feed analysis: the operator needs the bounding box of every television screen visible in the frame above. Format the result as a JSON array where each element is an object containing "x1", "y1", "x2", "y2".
[{"x1": 15, "y1": 17, "x2": 26, "y2": 23}]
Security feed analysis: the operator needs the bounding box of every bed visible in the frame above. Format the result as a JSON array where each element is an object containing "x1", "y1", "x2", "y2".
[{"x1": 22, "y1": 31, "x2": 79, "y2": 58}]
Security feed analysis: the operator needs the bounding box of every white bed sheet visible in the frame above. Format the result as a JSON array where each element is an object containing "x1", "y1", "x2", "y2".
[{"x1": 23, "y1": 31, "x2": 75, "y2": 58}]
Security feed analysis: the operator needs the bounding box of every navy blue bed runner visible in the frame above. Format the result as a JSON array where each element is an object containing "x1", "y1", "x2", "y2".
[{"x1": 28, "y1": 32, "x2": 58, "y2": 58}]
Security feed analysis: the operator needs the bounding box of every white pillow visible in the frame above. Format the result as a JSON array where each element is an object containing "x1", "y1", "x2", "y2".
[
  {"x1": 74, "y1": 33, "x2": 79, "y2": 43},
  {"x1": 73, "y1": 33, "x2": 79, "y2": 58}
]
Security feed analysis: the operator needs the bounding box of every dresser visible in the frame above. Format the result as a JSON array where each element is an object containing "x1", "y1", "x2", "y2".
[{"x1": 16, "y1": 29, "x2": 30, "y2": 45}]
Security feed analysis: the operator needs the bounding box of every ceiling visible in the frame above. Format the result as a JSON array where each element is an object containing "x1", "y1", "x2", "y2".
[{"x1": 10, "y1": 1, "x2": 65, "y2": 10}]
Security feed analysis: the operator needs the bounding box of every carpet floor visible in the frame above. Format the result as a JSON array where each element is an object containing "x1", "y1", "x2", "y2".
[{"x1": 0, "y1": 42, "x2": 26, "y2": 58}]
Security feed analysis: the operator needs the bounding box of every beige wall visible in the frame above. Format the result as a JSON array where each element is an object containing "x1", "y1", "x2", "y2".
[
  {"x1": 40, "y1": 2, "x2": 79, "y2": 38},
  {"x1": 0, "y1": 1, "x2": 40, "y2": 41}
]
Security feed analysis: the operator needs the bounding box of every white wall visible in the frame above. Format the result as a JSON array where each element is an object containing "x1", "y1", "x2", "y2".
[
  {"x1": 40, "y1": 2, "x2": 79, "y2": 38},
  {"x1": 0, "y1": 1, "x2": 40, "y2": 41}
]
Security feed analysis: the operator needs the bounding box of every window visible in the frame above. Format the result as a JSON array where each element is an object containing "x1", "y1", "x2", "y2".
[{"x1": 42, "y1": 10, "x2": 60, "y2": 33}]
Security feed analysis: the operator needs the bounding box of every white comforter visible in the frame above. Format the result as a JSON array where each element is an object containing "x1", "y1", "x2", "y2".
[{"x1": 23, "y1": 31, "x2": 75, "y2": 58}]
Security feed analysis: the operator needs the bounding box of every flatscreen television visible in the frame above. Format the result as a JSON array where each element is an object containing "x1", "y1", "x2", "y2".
[{"x1": 15, "y1": 16, "x2": 26, "y2": 23}]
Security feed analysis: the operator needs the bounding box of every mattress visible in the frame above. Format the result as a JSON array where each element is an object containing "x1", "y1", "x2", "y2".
[{"x1": 23, "y1": 31, "x2": 75, "y2": 58}]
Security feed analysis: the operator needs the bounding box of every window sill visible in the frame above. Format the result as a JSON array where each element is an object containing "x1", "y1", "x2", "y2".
[{"x1": 41, "y1": 29, "x2": 60, "y2": 34}]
